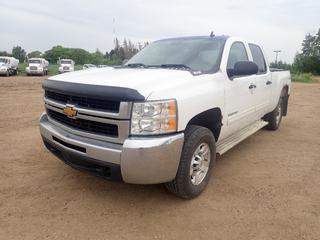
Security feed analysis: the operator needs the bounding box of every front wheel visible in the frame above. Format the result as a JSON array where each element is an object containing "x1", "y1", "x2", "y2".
[{"x1": 165, "y1": 125, "x2": 216, "y2": 199}]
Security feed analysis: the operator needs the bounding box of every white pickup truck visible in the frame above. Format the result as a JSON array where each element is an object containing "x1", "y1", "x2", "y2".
[
  {"x1": 0, "y1": 56, "x2": 19, "y2": 76},
  {"x1": 26, "y1": 58, "x2": 49, "y2": 76},
  {"x1": 58, "y1": 59, "x2": 75, "y2": 73},
  {"x1": 40, "y1": 35, "x2": 291, "y2": 199}
]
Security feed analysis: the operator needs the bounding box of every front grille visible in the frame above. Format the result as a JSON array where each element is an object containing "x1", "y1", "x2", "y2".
[
  {"x1": 47, "y1": 109, "x2": 118, "y2": 137},
  {"x1": 63, "y1": 66, "x2": 69, "y2": 71},
  {"x1": 30, "y1": 66, "x2": 37, "y2": 70},
  {"x1": 45, "y1": 90, "x2": 120, "y2": 113}
]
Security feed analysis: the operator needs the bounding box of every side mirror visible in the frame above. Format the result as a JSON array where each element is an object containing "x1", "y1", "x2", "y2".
[{"x1": 228, "y1": 61, "x2": 258, "y2": 78}]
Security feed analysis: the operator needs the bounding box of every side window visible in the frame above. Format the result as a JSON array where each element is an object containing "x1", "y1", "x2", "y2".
[
  {"x1": 227, "y1": 42, "x2": 248, "y2": 70},
  {"x1": 249, "y1": 44, "x2": 267, "y2": 73}
]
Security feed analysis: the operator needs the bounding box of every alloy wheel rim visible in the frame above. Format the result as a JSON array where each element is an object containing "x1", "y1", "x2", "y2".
[{"x1": 190, "y1": 143, "x2": 211, "y2": 186}]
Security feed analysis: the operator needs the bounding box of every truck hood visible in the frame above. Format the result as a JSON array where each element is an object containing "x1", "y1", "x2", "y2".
[{"x1": 48, "y1": 67, "x2": 194, "y2": 99}]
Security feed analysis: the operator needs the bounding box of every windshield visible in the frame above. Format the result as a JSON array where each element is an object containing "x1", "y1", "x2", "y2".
[
  {"x1": 61, "y1": 60, "x2": 72, "y2": 64},
  {"x1": 29, "y1": 59, "x2": 41, "y2": 64},
  {"x1": 0, "y1": 58, "x2": 8, "y2": 63},
  {"x1": 127, "y1": 38, "x2": 226, "y2": 73}
]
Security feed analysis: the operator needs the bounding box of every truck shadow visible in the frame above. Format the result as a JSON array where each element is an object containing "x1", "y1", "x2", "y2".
[{"x1": 43, "y1": 129, "x2": 271, "y2": 210}]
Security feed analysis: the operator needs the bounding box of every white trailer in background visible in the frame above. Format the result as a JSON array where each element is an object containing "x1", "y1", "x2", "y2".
[
  {"x1": 0, "y1": 56, "x2": 19, "y2": 76},
  {"x1": 58, "y1": 59, "x2": 75, "y2": 73},
  {"x1": 26, "y1": 58, "x2": 49, "y2": 76}
]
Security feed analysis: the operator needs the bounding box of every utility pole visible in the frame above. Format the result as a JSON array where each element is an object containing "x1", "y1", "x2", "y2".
[{"x1": 273, "y1": 50, "x2": 281, "y2": 64}]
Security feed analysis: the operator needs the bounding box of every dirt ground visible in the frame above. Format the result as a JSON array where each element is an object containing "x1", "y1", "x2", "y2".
[{"x1": 0, "y1": 76, "x2": 319, "y2": 240}]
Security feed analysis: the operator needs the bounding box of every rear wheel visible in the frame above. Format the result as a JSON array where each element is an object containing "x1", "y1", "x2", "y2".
[
  {"x1": 265, "y1": 98, "x2": 283, "y2": 130},
  {"x1": 165, "y1": 125, "x2": 216, "y2": 199}
]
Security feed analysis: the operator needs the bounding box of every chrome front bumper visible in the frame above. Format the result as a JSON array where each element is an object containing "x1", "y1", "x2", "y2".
[
  {"x1": 27, "y1": 69, "x2": 43, "y2": 74},
  {"x1": 40, "y1": 113, "x2": 184, "y2": 184}
]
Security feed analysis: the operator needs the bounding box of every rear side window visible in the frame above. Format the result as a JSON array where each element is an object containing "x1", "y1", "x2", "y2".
[
  {"x1": 249, "y1": 44, "x2": 267, "y2": 73},
  {"x1": 227, "y1": 42, "x2": 248, "y2": 70}
]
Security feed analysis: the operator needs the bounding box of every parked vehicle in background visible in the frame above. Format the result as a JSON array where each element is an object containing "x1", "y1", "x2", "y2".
[
  {"x1": 58, "y1": 59, "x2": 75, "y2": 73},
  {"x1": 83, "y1": 64, "x2": 97, "y2": 70},
  {"x1": 26, "y1": 58, "x2": 49, "y2": 76},
  {"x1": 0, "y1": 56, "x2": 19, "y2": 76},
  {"x1": 40, "y1": 35, "x2": 291, "y2": 199},
  {"x1": 98, "y1": 65, "x2": 109, "y2": 68}
]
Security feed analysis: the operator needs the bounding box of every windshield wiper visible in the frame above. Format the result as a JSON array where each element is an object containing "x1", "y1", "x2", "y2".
[
  {"x1": 126, "y1": 63, "x2": 148, "y2": 68},
  {"x1": 159, "y1": 64, "x2": 191, "y2": 70}
]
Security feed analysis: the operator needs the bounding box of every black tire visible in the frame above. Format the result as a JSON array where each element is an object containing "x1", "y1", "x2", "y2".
[
  {"x1": 165, "y1": 125, "x2": 216, "y2": 199},
  {"x1": 265, "y1": 98, "x2": 283, "y2": 130}
]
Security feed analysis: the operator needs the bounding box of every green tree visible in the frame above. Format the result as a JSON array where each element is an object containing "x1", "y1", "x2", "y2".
[
  {"x1": 27, "y1": 51, "x2": 42, "y2": 59},
  {"x1": 293, "y1": 28, "x2": 320, "y2": 75},
  {"x1": 90, "y1": 49, "x2": 105, "y2": 64},
  {"x1": 43, "y1": 46, "x2": 92, "y2": 64},
  {"x1": 270, "y1": 61, "x2": 292, "y2": 71},
  {"x1": 12, "y1": 46, "x2": 26, "y2": 62},
  {"x1": 0, "y1": 51, "x2": 11, "y2": 56}
]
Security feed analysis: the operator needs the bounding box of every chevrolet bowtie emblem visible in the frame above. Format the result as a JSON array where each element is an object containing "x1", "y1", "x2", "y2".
[{"x1": 63, "y1": 106, "x2": 78, "y2": 118}]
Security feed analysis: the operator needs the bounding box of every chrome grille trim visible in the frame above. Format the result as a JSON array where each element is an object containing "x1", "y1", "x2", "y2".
[
  {"x1": 44, "y1": 97, "x2": 132, "y2": 119},
  {"x1": 44, "y1": 98, "x2": 131, "y2": 144}
]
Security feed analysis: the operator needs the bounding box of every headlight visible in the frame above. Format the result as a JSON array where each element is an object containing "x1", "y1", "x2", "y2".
[{"x1": 131, "y1": 99, "x2": 177, "y2": 135}]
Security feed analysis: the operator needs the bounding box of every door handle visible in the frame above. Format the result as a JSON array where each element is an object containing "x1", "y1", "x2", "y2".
[
  {"x1": 266, "y1": 81, "x2": 272, "y2": 85},
  {"x1": 249, "y1": 84, "x2": 256, "y2": 89}
]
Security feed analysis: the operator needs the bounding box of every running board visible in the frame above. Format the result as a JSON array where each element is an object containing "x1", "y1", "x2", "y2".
[{"x1": 216, "y1": 120, "x2": 268, "y2": 155}]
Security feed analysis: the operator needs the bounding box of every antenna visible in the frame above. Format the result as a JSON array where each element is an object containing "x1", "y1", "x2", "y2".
[
  {"x1": 210, "y1": 31, "x2": 215, "y2": 37},
  {"x1": 113, "y1": 17, "x2": 116, "y2": 48}
]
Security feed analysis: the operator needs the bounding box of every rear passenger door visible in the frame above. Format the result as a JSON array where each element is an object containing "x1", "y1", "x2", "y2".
[
  {"x1": 225, "y1": 42, "x2": 257, "y2": 135},
  {"x1": 248, "y1": 44, "x2": 271, "y2": 117}
]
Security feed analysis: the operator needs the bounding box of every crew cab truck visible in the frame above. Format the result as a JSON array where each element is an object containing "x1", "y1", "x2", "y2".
[
  {"x1": 40, "y1": 35, "x2": 291, "y2": 199},
  {"x1": 26, "y1": 58, "x2": 49, "y2": 76},
  {"x1": 0, "y1": 56, "x2": 19, "y2": 76},
  {"x1": 58, "y1": 59, "x2": 75, "y2": 73}
]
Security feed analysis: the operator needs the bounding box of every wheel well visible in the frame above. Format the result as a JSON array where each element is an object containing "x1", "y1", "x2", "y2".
[
  {"x1": 282, "y1": 85, "x2": 289, "y2": 96},
  {"x1": 186, "y1": 108, "x2": 222, "y2": 141}
]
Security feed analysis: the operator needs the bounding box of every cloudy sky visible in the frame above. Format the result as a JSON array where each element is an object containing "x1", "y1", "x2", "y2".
[{"x1": 1, "y1": 0, "x2": 319, "y2": 63}]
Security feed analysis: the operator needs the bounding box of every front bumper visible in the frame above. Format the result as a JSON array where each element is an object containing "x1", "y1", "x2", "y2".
[
  {"x1": 0, "y1": 68, "x2": 8, "y2": 73},
  {"x1": 59, "y1": 69, "x2": 73, "y2": 73},
  {"x1": 27, "y1": 69, "x2": 43, "y2": 75},
  {"x1": 40, "y1": 113, "x2": 184, "y2": 184}
]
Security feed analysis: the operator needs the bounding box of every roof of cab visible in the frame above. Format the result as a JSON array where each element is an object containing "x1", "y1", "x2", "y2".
[{"x1": 156, "y1": 35, "x2": 230, "y2": 42}]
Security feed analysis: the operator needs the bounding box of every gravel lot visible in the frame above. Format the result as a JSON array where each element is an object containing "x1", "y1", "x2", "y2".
[{"x1": 0, "y1": 76, "x2": 319, "y2": 240}]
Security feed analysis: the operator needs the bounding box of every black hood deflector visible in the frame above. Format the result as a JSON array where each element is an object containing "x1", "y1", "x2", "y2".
[{"x1": 43, "y1": 79, "x2": 145, "y2": 102}]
